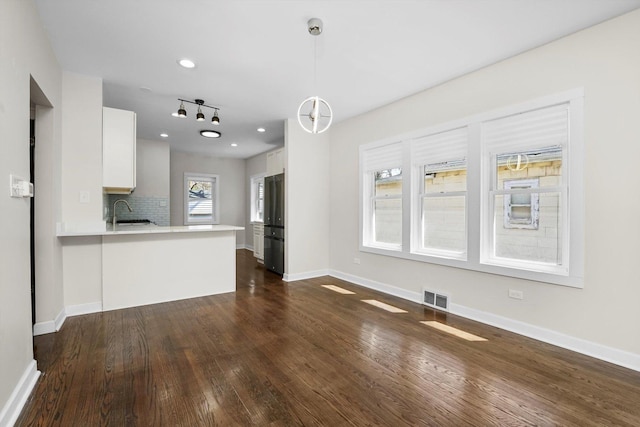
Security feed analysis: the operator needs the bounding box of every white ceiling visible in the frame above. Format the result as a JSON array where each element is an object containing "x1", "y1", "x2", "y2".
[{"x1": 35, "y1": 0, "x2": 640, "y2": 159}]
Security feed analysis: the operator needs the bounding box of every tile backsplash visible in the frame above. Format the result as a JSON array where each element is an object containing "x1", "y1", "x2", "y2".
[{"x1": 107, "y1": 195, "x2": 170, "y2": 226}]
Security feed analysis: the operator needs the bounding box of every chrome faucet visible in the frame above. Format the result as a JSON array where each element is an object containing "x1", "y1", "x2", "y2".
[{"x1": 112, "y1": 199, "x2": 133, "y2": 228}]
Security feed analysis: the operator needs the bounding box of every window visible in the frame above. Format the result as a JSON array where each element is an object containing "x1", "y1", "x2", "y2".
[
  {"x1": 482, "y1": 105, "x2": 568, "y2": 273},
  {"x1": 359, "y1": 89, "x2": 584, "y2": 287},
  {"x1": 250, "y1": 174, "x2": 265, "y2": 222},
  {"x1": 412, "y1": 127, "x2": 468, "y2": 259},
  {"x1": 184, "y1": 173, "x2": 219, "y2": 225},
  {"x1": 361, "y1": 142, "x2": 403, "y2": 250}
]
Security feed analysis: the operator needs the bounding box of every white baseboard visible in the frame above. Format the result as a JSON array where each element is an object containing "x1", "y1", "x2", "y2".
[
  {"x1": 33, "y1": 302, "x2": 102, "y2": 336},
  {"x1": 33, "y1": 307, "x2": 66, "y2": 336},
  {"x1": 449, "y1": 303, "x2": 640, "y2": 372},
  {"x1": 66, "y1": 301, "x2": 102, "y2": 317},
  {"x1": 236, "y1": 244, "x2": 248, "y2": 250},
  {"x1": 329, "y1": 269, "x2": 640, "y2": 372},
  {"x1": 329, "y1": 270, "x2": 422, "y2": 303},
  {"x1": 0, "y1": 360, "x2": 40, "y2": 427},
  {"x1": 283, "y1": 269, "x2": 329, "y2": 282},
  {"x1": 32, "y1": 320, "x2": 54, "y2": 336}
]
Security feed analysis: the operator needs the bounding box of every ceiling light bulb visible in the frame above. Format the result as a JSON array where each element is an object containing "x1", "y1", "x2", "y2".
[
  {"x1": 178, "y1": 59, "x2": 195, "y2": 69},
  {"x1": 231, "y1": 143, "x2": 238, "y2": 147},
  {"x1": 196, "y1": 106, "x2": 205, "y2": 121},
  {"x1": 160, "y1": 133, "x2": 168, "y2": 138},
  {"x1": 177, "y1": 101, "x2": 187, "y2": 118},
  {"x1": 212, "y1": 110, "x2": 220, "y2": 125},
  {"x1": 257, "y1": 127, "x2": 266, "y2": 133}
]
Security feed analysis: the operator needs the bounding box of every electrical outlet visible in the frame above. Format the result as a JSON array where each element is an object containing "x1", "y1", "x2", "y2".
[
  {"x1": 79, "y1": 191, "x2": 90, "y2": 204},
  {"x1": 353, "y1": 258, "x2": 361, "y2": 264},
  {"x1": 508, "y1": 289, "x2": 524, "y2": 300}
]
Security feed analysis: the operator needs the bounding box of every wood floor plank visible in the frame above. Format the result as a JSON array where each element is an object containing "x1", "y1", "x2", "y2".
[{"x1": 16, "y1": 249, "x2": 640, "y2": 426}]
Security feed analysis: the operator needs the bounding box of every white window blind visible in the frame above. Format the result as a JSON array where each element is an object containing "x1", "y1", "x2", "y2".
[
  {"x1": 362, "y1": 142, "x2": 403, "y2": 172},
  {"x1": 411, "y1": 127, "x2": 468, "y2": 166},
  {"x1": 482, "y1": 103, "x2": 569, "y2": 154}
]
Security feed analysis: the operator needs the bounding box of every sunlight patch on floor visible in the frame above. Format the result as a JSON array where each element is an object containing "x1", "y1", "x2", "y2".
[
  {"x1": 361, "y1": 299, "x2": 408, "y2": 313},
  {"x1": 420, "y1": 321, "x2": 488, "y2": 342},
  {"x1": 322, "y1": 285, "x2": 356, "y2": 295}
]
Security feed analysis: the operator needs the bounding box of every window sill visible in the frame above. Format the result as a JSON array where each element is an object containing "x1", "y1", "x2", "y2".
[{"x1": 360, "y1": 244, "x2": 582, "y2": 288}]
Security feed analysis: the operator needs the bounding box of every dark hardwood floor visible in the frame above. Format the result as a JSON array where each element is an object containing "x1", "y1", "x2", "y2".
[{"x1": 17, "y1": 249, "x2": 640, "y2": 426}]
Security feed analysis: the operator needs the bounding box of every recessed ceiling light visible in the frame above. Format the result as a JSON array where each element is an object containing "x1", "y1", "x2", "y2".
[
  {"x1": 160, "y1": 133, "x2": 168, "y2": 138},
  {"x1": 257, "y1": 127, "x2": 266, "y2": 133},
  {"x1": 200, "y1": 130, "x2": 221, "y2": 138},
  {"x1": 231, "y1": 143, "x2": 238, "y2": 147},
  {"x1": 177, "y1": 58, "x2": 196, "y2": 69}
]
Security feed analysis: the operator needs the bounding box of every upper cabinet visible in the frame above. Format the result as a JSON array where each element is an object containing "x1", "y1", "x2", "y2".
[
  {"x1": 266, "y1": 147, "x2": 284, "y2": 176},
  {"x1": 103, "y1": 107, "x2": 136, "y2": 194}
]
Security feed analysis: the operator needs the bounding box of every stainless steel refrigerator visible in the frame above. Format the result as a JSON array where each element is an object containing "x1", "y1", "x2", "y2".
[{"x1": 264, "y1": 173, "x2": 284, "y2": 275}]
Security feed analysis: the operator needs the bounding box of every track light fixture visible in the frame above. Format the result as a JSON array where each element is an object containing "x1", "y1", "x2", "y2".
[{"x1": 176, "y1": 99, "x2": 221, "y2": 124}]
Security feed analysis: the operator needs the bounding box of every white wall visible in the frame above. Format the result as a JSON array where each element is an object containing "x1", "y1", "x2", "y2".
[
  {"x1": 60, "y1": 72, "x2": 103, "y2": 226},
  {"x1": 170, "y1": 152, "x2": 246, "y2": 246},
  {"x1": 134, "y1": 139, "x2": 170, "y2": 197},
  {"x1": 0, "y1": 0, "x2": 63, "y2": 423},
  {"x1": 285, "y1": 119, "x2": 330, "y2": 278},
  {"x1": 328, "y1": 10, "x2": 640, "y2": 359},
  {"x1": 245, "y1": 151, "x2": 268, "y2": 249},
  {"x1": 58, "y1": 72, "x2": 104, "y2": 320}
]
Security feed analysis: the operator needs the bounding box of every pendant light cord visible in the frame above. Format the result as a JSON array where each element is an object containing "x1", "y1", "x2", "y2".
[{"x1": 314, "y1": 36, "x2": 318, "y2": 93}]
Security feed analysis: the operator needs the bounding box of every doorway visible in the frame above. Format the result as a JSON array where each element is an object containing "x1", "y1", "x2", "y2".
[{"x1": 30, "y1": 115, "x2": 36, "y2": 326}]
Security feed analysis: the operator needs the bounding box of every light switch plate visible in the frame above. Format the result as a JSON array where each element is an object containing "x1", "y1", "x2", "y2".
[
  {"x1": 9, "y1": 174, "x2": 33, "y2": 198},
  {"x1": 79, "y1": 191, "x2": 90, "y2": 204}
]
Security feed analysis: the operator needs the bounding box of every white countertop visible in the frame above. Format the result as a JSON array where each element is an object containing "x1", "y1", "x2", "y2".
[{"x1": 57, "y1": 223, "x2": 244, "y2": 237}]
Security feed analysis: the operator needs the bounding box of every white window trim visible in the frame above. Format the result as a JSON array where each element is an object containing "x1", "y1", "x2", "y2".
[
  {"x1": 359, "y1": 88, "x2": 584, "y2": 288},
  {"x1": 250, "y1": 173, "x2": 265, "y2": 223},
  {"x1": 184, "y1": 172, "x2": 220, "y2": 225}
]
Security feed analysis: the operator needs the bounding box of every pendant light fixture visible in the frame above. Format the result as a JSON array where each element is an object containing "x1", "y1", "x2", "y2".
[
  {"x1": 175, "y1": 98, "x2": 221, "y2": 125},
  {"x1": 196, "y1": 100, "x2": 205, "y2": 121},
  {"x1": 297, "y1": 18, "x2": 333, "y2": 134},
  {"x1": 177, "y1": 100, "x2": 187, "y2": 118}
]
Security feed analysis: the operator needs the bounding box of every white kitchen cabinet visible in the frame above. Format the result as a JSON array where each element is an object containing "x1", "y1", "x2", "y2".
[
  {"x1": 103, "y1": 107, "x2": 136, "y2": 193},
  {"x1": 253, "y1": 223, "x2": 264, "y2": 262},
  {"x1": 266, "y1": 148, "x2": 284, "y2": 176}
]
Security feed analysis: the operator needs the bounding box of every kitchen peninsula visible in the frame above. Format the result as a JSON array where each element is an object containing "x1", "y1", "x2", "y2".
[{"x1": 58, "y1": 224, "x2": 243, "y2": 311}]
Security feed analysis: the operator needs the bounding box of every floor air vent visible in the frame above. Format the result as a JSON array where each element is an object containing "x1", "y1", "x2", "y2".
[{"x1": 423, "y1": 289, "x2": 449, "y2": 311}]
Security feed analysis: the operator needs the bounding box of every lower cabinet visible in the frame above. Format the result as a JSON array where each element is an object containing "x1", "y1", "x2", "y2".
[{"x1": 253, "y1": 223, "x2": 264, "y2": 262}]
